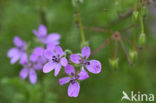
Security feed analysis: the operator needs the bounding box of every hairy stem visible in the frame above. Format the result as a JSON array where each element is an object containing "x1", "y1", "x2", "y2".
[
  {"x1": 91, "y1": 38, "x2": 110, "y2": 56},
  {"x1": 119, "y1": 39, "x2": 132, "y2": 64},
  {"x1": 115, "y1": 40, "x2": 118, "y2": 59}
]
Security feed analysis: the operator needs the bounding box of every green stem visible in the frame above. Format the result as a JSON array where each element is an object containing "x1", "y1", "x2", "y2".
[
  {"x1": 140, "y1": 0, "x2": 144, "y2": 34},
  {"x1": 108, "y1": 29, "x2": 114, "y2": 59},
  {"x1": 140, "y1": 15, "x2": 144, "y2": 34},
  {"x1": 133, "y1": 0, "x2": 138, "y2": 50},
  {"x1": 76, "y1": 7, "x2": 86, "y2": 44},
  {"x1": 133, "y1": 24, "x2": 137, "y2": 50},
  {"x1": 134, "y1": 0, "x2": 137, "y2": 11}
]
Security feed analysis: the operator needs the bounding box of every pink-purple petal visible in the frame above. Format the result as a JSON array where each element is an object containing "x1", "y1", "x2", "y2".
[
  {"x1": 54, "y1": 64, "x2": 61, "y2": 76},
  {"x1": 65, "y1": 65, "x2": 75, "y2": 76},
  {"x1": 38, "y1": 24, "x2": 47, "y2": 36},
  {"x1": 43, "y1": 61, "x2": 55, "y2": 73},
  {"x1": 14, "y1": 36, "x2": 23, "y2": 47},
  {"x1": 38, "y1": 57, "x2": 47, "y2": 64},
  {"x1": 10, "y1": 52, "x2": 22, "y2": 64},
  {"x1": 19, "y1": 68, "x2": 28, "y2": 80},
  {"x1": 29, "y1": 69, "x2": 37, "y2": 84},
  {"x1": 60, "y1": 57, "x2": 68, "y2": 67},
  {"x1": 33, "y1": 30, "x2": 38, "y2": 37},
  {"x1": 46, "y1": 33, "x2": 60, "y2": 43},
  {"x1": 59, "y1": 77, "x2": 71, "y2": 85},
  {"x1": 30, "y1": 53, "x2": 38, "y2": 62},
  {"x1": 70, "y1": 54, "x2": 81, "y2": 64},
  {"x1": 68, "y1": 81, "x2": 80, "y2": 97},
  {"x1": 86, "y1": 60, "x2": 101, "y2": 74},
  {"x1": 7, "y1": 48, "x2": 19, "y2": 58},
  {"x1": 46, "y1": 43, "x2": 56, "y2": 50},
  {"x1": 20, "y1": 53, "x2": 28, "y2": 65},
  {"x1": 81, "y1": 46, "x2": 91, "y2": 59},
  {"x1": 34, "y1": 63, "x2": 43, "y2": 70},
  {"x1": 55, "y1": 46, "x2": 65, "y2": 57},
  {"x1": 78, "y1": 67, "x2": 89, "y2": 80},
  {"x1": 33, "y1": 47, "x2": 44, "y2": 56},
  {"x1": 44, "y1": 49, "x2": 53, "y2": 60}
]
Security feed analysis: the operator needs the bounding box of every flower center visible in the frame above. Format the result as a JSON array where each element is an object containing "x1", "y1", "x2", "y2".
[
  {"x1": 24, "y1": 62, "x2": 35, "y2": 70},
  {"x1": 70, "y1": 79, "x2": 76, "y2": 84},
  {"x1": 40, "y1": 35, "x2": 47, "y2": 43},
  {"x1": 52, "y1": 55, "x2": 60, "y2": 63},
  {"x1": 18, "y1": 45, "x2": 26, "y2": 52},
  {"x1": 79, "y1": 59, "x2": 90, "y2": 66},
  {"x1": 70, "y1": 72, "x2": 80, "y2": 84}
]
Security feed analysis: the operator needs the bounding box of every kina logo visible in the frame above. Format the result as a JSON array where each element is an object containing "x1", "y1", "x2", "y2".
[{"x1": 121, "y1": 91, "x2": 154, "y2": 102}]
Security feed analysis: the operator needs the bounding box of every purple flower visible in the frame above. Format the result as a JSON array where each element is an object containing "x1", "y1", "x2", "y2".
[
  {"x1": 70, "y1": 46, "x2": 101, "y2": 74},
  {"x1": 43, "y1": 46, "x2": 68, "y2": 76},
  {"x1": 33, "y1": 24, "x2": 61, "y2": 45},
  {"x1": 7, "y1": 36, "x2": 27, "y2": 64},
  {"x1": 19, "y1": 54, "x2": 42, "y2": 84},
  {"x1": 30, "y1": 47, "x2": 46, "y2": 70},
  {"x1": 59, "y1": 65, "x2": 89, "y2": 97}
]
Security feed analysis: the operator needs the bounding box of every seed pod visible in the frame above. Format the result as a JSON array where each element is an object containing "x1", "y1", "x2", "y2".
[
  {"x1": 72, "y1": 0, "x2": 78, "y2": 7},
  {"x1": 79, "y1": 0, "x2": 84, "y2": 3},
  {"x1": 132, "y1": 11, "x2": 139, "y2": 22},
  {"x1": 142, "y1": 6, "x2": 147, "y2": 17},
  {"x1": 72, "y1": 0, "x2": 83, "y2": 7},
  {"x1": 139, "y1": 33, "x2": 146, "y2": 47},
  {"x1": 109, "y1": 58, "x2": 119, "y2": 69},
  {"x1": 129, "y1": 50, "x2": 137, "y2": 62}
]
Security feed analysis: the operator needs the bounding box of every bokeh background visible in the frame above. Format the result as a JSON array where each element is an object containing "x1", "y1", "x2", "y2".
[{"x1": 0, "y1": 0, "x2": 155, "y2": 103}]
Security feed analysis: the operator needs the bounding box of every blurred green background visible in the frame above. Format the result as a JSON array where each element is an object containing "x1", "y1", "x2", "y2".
[{"x1": 0, "y1": 0, "x2": 155, "y2": 103}]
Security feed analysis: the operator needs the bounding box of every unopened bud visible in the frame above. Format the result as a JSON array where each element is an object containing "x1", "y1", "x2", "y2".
[{"x1": 65, "y1": 49, "x2": 72, "y2": 55}]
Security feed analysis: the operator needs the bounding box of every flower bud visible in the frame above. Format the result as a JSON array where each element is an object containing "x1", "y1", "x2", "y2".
[
  {"x1": 65, "y1": 49, "x2": 72, "y2": 55},
  {"x1": 139, "y1": 33, "x2": 146, "y2": 46},
  {"x1": 109, "y1": 58, "x2": 119, "y2": 69},
  {"x1": 129, "y1": 50, "x2": 137, "y2": 62}
]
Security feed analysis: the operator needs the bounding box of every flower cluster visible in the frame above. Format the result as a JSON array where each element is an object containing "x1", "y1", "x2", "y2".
[{"x1": 7, "y1": 25, "x2": 102, "y2": 97}]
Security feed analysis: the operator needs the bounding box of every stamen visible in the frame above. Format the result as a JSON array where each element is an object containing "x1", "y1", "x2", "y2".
[
  {"x1": 52, "y1": 56, "x2": 60, "y2": 63},
  {"x1": 86, "y1": 61, "x2": 90, "y2": 65},
  {"x1": 70, "y1": 79, "x2": 76, "y2": 84}
]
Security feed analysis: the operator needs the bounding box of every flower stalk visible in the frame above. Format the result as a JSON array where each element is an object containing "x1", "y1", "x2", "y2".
[
  {"x1": 76, "y1": 10, "x2": 86, "y2": 44},
  {"x1": 139, "y1": 0, "x2": 146, "y2": 47},
  {"x1": 73, "y1": 0, "x2": 86, "y2": 47}
]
